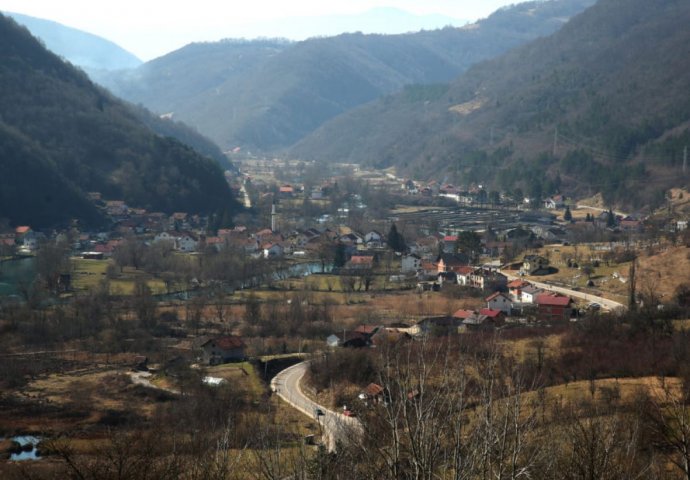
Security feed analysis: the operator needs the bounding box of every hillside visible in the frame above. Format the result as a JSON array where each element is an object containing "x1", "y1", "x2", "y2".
[
  {"x1": 292, "y1": 0, "x2": 690, "y2": 209},
  {"x1": 95, "y1": 0, "x2": 595, "y2": 151},
  {"x1": 0, "y1": 15, "x2": 240, "y2": 228},
  {"x1": 5, "y1": 12, "x2": 141, "y2": 71}
]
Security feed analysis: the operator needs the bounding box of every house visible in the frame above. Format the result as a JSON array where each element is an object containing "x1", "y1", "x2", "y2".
[
  {"x1": 531, "y1": 225, "x2": 567, "y2": 242},
  {"x1": 176, "y1": 233, "x2": 199, "y2": 252},
  {"x1": 436, "y1": 253, "x2": 470, "y2": 273},
  {"x1": 479, "y1": 308, "x2": 506, "y2": 324},
  {"x1": 619, "y1": 217, "x2": 642, "y2": 232},
  {"x1": 16, "y1": 227, "x2": 41, "y2": 252},
  {"x1": 339, "y1": 233, "x2": 363, "y2": 247},
  {"x1": 469, "y1": 268, "x2": 507, "y2": 290},
  {"x1": 401, "y1": 254, "x2": 422, "y2": 274},
  {"x1": 536, "y1": 294, "x2": 574, "y2": 323},
  {"x1": 455, "y1": 266, "x2": 476, "y2": 286},
  {"x1": 520, "y1": 285, "x2": 544, "y2": 304},
  {"x1": 442, "y1": 235, "x2": 458, "y2": 253},
  {"x1": 521, "y1": 255, "x2": 549, "y2": 275},
  {"x1": 544, "y1": 195, "x2": 566, "y2": 209},
  {"x1": 362, "y1": 383, "x2": 385, "y2": 405},
  {"x1": 677, "y1": 220, "x2": 688, "y2": 232},
  {"x1": 364, "y1": 230, "x2": 384, "y2": 248},
  {"x1": 415, "y1": 316, "x2": 458, "y2": 336},
  {"x1": 279, "y1": 185, "x2": 295, "y2": 197},
  {"x1": 485, "y1": 292, "x2": 512, "y2": 315},
  {"x1": 311, "y1": 187, "x2": 324, "y2": 200},
  {"x1": 411, "y1": 236, "x2": 439, "y2": 256},
  {"x1": 153, "y1": 231, "x2": 176, "y2": 246},
  {"x1": 452, "y1": 309, "x2": 475, "y2": 321},
  {"x1": 507, "y1": 279, "x2": 530, "y2": 302},
  {"x1": 347, "y1": 255, "x2": 374, "y2": 270},
  {"x1": 199, "y1": 336, "x2": 246, "y2": 365},
  {"x1": 419, "y1": 261, "x2": 438, "y2": 279},
  {"x1": 462, "y1": 311, "x2": 503, "y2": 331},
  {"x1": 263, "y1": 243, "x2": 284, "y2": 258}
]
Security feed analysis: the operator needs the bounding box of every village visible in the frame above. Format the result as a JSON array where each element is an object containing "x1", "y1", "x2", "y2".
[{"x1": 1, "y1": 159, "x2": 690, "y2": 473}]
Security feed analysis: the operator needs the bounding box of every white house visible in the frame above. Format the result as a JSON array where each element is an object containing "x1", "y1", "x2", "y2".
[
  {"x1": 544, "y1": 195, "x2": 566, "y2": 209},
  {"x1": 401, "y1": 254, "x2": 422, "y2": 274},
  {"x1": 520, "y1": 285, "x2": 544, "y2": 304},
  {"x1": 364, "y1": 230, "x2": 384, "y2": 248},
  {"x1": 176, "y1": 234, "x2": 199, "y2": 252},
  {"x1": 153, "y1": 231, "x2": 176, "y2": 245},
  {"x1": 485, "y1": 292, "x2": 512, "y2": 315},
  {"x1": 153, "y1": 231, "x2": 198, "y2": 252}
]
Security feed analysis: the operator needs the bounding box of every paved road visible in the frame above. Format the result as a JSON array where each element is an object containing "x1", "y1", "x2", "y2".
[
  {"x1": 501, "y1": 271, "x2": 626, "y2": 311},
  {"x1": 271, "y1": 361, "x2": 360, "y2": 451}
]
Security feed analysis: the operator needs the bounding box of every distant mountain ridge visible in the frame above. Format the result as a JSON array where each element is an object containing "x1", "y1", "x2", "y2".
[
  {"x1": 0, "y1": 14, "x2": 240, "y2": 228},
  {"x1": 94, "y1": 0, "x2": 595, "y2": 152},
  {"x1": 291, "y1": 0, "x2": 690, "y2": 209},
  {"x1": 5, "y1": 12, "x2": 142, "y2": 71},
  {"x1": 232, "y1": 7, "x2": 467, "y2": 40}
]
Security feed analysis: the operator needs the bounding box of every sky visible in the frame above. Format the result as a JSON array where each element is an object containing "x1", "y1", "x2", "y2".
[{"x1": 0, "y1": 1, "x2": 517, "y2": 60}]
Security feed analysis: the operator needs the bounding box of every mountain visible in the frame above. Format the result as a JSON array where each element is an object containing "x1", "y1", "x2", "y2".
[
  {"x1": 292, "y1": 0, "x2": 690, "y2": 209},
  {"x1": 5, "y1": 12, "x2": 142, "y2": 71},
  {"x1": 0, "y1": 14, "x2": 240, "y2": 228},
  {"x1": 226, "y1": 7, "x2": 467, "y2": 40},
  {"x1": 95, "y1": 0, "x2": 595, "y2": 152}
]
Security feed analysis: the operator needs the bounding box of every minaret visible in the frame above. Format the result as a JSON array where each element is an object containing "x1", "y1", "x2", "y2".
[{"x1": 271, "y1": 203, "x2": 277, "y2": 232}]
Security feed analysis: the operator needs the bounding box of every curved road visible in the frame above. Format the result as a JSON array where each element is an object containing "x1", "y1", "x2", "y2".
[
  {"x1": 271, "y1": 361, "x2": 360, "y2": 451},
  {"x1": 500, "y1": 270, "x2": 626, "y2": 311}
]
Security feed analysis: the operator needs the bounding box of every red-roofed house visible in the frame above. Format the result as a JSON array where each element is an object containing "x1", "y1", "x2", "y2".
[
  {"x1": 485, "y1": 292, "x2": 512, "y2": 315},
  {"x1": 199, "y1": 336, "x2": 246, "y2": 364},
  {"x1": 279, "y1": 185, "x2": 295, "y2": 197},
  {"x1": 452, "y1": 309, "x2": 475, "y2": 320},
  {"x1": 536, "y1": 294, "x2": 574, "y2": 322},
  {"x1": 479, "y1": 308, "x2": 506, "y2": 324},
  {"x1": 362, "y1": 383, "x2": 385, "y2": 405},
  {"x1": 347, "y1": 255, "x2": 374, "y2": 269}
]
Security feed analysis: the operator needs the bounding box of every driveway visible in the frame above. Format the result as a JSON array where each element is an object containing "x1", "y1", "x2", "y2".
[{"x1": 271, "y1": 361, "x2": 360, "y2": 451}]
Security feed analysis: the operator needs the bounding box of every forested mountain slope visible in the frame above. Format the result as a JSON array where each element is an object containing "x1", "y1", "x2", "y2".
[
  {"x1": 292, "y1": 0, "x2": 690, "y2": 208},
  {"x1": 95, "y1": 0, "x2": 595, "y2": 151},
  {"x1": 0, "y1": 15, "x2": 240, "y2": 228}
]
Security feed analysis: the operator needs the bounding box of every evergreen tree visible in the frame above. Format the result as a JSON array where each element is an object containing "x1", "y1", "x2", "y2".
[
  {"x1": 387, "y1": 224, "x2": 406, "y2": 252},
  {"x1": 564, "y1": 205, "x2": 573, "y2": 222},
  {"x1": 606, "y1": 208, "x2": 616, "y2": 227},
  {"x1": 333, "y1": 243, "x2": 347, "y2": 268},
  {"x1": 455, "y1": 231, "x2": 482, "y2": 263}
]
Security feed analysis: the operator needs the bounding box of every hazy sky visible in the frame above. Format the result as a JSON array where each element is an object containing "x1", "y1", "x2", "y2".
[{"x1": 1, "y1": 1, "x2": 517, "y2": 60}]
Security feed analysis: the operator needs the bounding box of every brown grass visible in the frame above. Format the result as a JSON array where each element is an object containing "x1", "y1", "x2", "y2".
[{"x1": 637, "y1": 245, "x2": 690, "y2": 300}]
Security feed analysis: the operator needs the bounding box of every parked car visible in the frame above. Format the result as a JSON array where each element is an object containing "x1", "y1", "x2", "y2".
[
  {"x1": 343, "y1": 410, "x2": 356, "y2": 417},
  {"x1": 314, "y1": 408, "x2": 325, "y2": 418}
]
